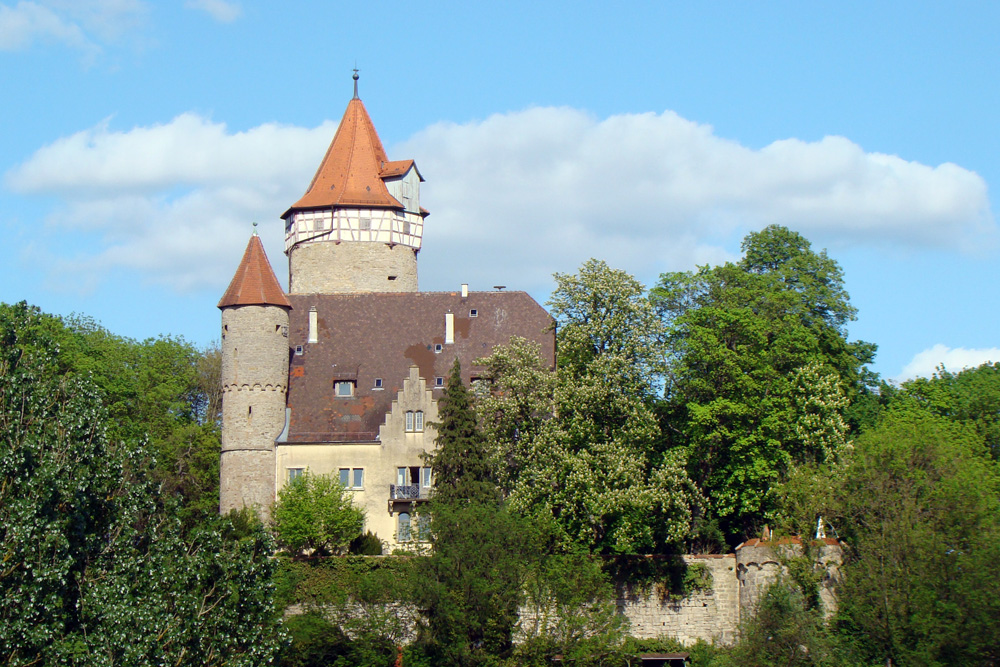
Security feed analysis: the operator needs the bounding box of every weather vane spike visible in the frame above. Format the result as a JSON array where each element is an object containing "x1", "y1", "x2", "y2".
[{"x1": 353, "y1": 65, "x2": 360, "y2": 99}]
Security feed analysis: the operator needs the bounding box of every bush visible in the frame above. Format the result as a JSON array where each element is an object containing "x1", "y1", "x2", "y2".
[
  {"x1": 273, "y1": 472, "x2": 365, "y2": 556},
  {"x1": 349, "y1": 530, "x2": 384, "y2": 555}
]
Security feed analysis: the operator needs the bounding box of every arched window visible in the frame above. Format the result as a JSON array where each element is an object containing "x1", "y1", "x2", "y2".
[{"x1": 398, "y1": 512, "x2": 411, "y2": 542}]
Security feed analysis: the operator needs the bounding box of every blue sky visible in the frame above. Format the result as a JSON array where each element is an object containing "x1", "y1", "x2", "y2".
[{"x1": 2, "y1": 1, "x2": 998, "y2": 382}]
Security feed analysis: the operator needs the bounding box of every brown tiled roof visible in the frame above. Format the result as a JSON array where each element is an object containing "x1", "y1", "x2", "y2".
[
  {"x1": 218, "y1": 234, "x2": 291, "y2": 309},
  {"x1": 285, "y1": 98, "x2": 407, "y2": 216},
  {"x1": 283, "y1": 291, "x2": 555, "y2": 443},
  {"x1": 380, "y1": 159, "x2": 421, "y2": 179}
]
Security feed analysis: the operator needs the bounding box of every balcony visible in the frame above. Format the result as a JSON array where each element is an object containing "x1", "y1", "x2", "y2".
[{"x1": 389, "y1": 484, "x2": 431, "y2": 501}]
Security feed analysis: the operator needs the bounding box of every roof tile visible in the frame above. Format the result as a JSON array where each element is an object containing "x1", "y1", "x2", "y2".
[{"x1": 218, "y1": 235, "x2": 291, "y2": 309}]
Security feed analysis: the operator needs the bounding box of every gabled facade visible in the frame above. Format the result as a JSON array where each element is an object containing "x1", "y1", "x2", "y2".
[{"x1": 219, "y1": 76, "x2": 555, "y2": 547}]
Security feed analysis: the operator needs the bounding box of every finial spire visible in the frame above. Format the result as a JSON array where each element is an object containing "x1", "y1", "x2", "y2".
[
  {"x1": 352, "y1": 67, "x2": 359, "y2": 99},
  {"x1": 252, "y1": 221, "x2": 258, "y2": 236}
]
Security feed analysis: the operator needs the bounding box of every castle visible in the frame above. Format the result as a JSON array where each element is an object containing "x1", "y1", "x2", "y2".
[{"x1": 217, "y1": 74, "x2": 555, "y2": 547}]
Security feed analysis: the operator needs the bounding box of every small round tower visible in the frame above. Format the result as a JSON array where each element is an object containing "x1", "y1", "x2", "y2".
[
  {"x1": 283, "y1": 72, "x2": 427, "y2": 295},
  {"x1": 218, "y1": 231, "x2": 291, "y2": 521}
]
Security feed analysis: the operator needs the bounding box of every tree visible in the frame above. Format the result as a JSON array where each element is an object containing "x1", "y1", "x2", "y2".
[
  {"x1": 416, "y1": 360, "x2": 532, "y2": 665},
  {"x1": 425, "y1": 358, "x2": 500, "y2": 506},
  {"x1": 479, "y1": 276, "x2": 700, "y2": 555},
  {"x1": 0, "y1": 301, "x2": 282, "y2": 666},
  {"x1": 828, "y1": 409, "x2": 1000, "y2": 666},
  {"x1": 652, "y1": 226, "x2": 874, "y2": 540},
  {"x1": 273, "y1": 471, "x2": 366, "y2": 556},
  {"x1": 900, "y1": 361, "x2": 1000, "y2": 460}
]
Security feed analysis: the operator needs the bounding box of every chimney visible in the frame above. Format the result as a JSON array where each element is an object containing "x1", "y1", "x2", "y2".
[
  {"x1": 308, "y1": 307, "x2": 318, "y2": 344},
  {"x1": 461, "y1": 283, "x2": 469, "y2": 298},
  {"x1": 445, "y1": 312, "x2": 454, "y2": 344}
]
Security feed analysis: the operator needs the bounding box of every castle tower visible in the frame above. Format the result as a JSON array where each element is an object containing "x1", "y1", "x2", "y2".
[
  {"x1": 217, "y1": 232, "x2": 292, "y2": 520},
  {"x1": 282, "y1": 72, "x2": 427, "y2": 294}
]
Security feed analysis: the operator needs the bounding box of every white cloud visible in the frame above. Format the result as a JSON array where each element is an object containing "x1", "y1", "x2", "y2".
[
  {"x1": 6, "y1": 106, "x2": 996, "y2": 298},
  {"x1": 184, "y1": 0, "x2": 240, "y2": 23},
  {"x1": 896, "y1": 344, "x2": 1000, "y2": 382},
  {"x1": 0, "y1": 0, "x2": 145, "y2": 54},
  {"x1": 403, "y1": 108, "x2": 995, "y2": 295},
  {"x1": 0, "y1": 1, "x2": 94, "y2": 51},
  {"x1": 8, "y1": 114, "x2": 335, "y2": 291}
]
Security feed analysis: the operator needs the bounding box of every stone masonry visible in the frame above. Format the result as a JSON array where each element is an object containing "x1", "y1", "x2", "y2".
[
  {"x1": 288, "y1": 241, "x2": 418, "y2": 294},
  {"x1": 219, "y1": 304, "x2": 290, "y2": 520}
]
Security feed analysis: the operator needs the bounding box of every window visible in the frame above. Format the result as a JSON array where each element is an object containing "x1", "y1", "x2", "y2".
[
  {"x1": 435, "y1": 377, "x2": 444, "y2": 388},
  {"x1": 405, "y1": 410, "x2": 424, "y2": 432},
  {"x1": 402, "y1": 220, "x2": 411, "y2": 235},
  {"x1": 374, "y1": 378, "x2": 383, "y2": 389},
  {"x1": 360, "y1": 217, "x2": 371, "y2": 231},
  {"x1": 335, "y1": 381, "x2": 355, "y2": 397},
  {"x1": 420, "y1": 466, "x2": 432, "y2": 489},
  {"x1": 470, "y1": 309, "x2": 478, "y2": 317},
  {"x1": 434, "y1": 343, "x2": 443, "y2": 353},
  {"x1": 339, "y1": 468, "x2": 364, "y2": 489},
  {"x1": 287, "y1": 468, "x2": 304, "y2": 483},
  {"x1": 398, "y1": 512, "x2": 411, "y2": 542},
  {"x1": 295, "y1": 345, "x2": 303, "y2": 355}
]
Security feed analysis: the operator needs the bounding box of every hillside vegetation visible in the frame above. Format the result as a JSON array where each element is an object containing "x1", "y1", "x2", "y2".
[{"x1": 2, "y1": 226, "x2": 999, "y2": 666}]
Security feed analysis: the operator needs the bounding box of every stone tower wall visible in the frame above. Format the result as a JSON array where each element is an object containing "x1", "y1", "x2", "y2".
[
  {"x1": 288, "y1": 242, "x2": 418, "y2": 294},
  {"x1": 736, "y1": 539, "x2": 844, "y2": 618},
  {"x1": 219, "y1": 304, "x2": 290, "y2": 520}
]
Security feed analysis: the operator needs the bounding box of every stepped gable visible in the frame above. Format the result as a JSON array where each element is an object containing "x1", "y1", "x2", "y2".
[
  {"x1": 284, "y1": 95, "x2": 411, "y2": 216},
  {"x1": 218, "y1": 234, "x2": 291, "y2": 309},
  {"x1": 283, "y1": 291, "x2": 555, "y2": 443}
]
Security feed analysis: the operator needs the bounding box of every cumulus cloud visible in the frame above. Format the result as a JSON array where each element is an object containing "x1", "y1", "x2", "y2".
[
  {"x1": 0, "y1": 0, "x2": 145, "y2": 54},
  {"x1": 896, "y1": 344, "x2": 1000, "y2": 382},
  {"x1": 184, "y1": 0, "x2": 240, "y2": 23},
  {"x1": 7, "y1": 114, "x2": 336, "y2": 291},
  {"x1": 6, "y1": 106, "x2": 996, "y2": 297},
  {"x1": 402, "y1": 107, "x2": 995, "y2": 294}
]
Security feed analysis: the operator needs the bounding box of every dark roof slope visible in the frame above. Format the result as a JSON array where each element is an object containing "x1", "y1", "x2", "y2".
[
  {"x1": 284, "y1": 291, "x2": 555, "y2": 443},
  {"x1": 218, "y1": 234, "x2": 291, "y2": 309}
]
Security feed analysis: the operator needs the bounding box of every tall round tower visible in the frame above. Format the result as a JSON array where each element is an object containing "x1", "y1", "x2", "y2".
[
  {"x1": 217, "y1": 232, "x2": 292, "y2": 521},
  {"x1": 282, "y1": 72, "x2": 427, "y2": 294}
]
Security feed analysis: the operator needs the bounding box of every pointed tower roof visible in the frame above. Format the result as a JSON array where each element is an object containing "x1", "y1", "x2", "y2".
[
  {"x1": 218, "y1": 233, "x2": 291, "y2": 309},
  {"x1": 285, "y1": 94, "x2": 405, "y2": 216}
]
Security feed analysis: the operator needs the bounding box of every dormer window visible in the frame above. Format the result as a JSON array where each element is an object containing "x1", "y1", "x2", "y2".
[
  {"x1": 335, "y1": 381, "x2": 355, "y2": 397},
  {"x1": 435, "y1": 377, "x2": 444, "y2": 388},
  {"x1": 434, "y1": 344, "x2": 443, "y2": 353},
  {"x1": 374, "y1": 378, "x2": 383, "y2": 389},
  {"x1": 470, "y1": 309, "x2": 478, "y2": 317}
]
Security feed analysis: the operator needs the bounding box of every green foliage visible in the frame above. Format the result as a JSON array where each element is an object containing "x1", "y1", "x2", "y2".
[
  {"x1": 652, "y1": 225, "x2": 874, "y2": 540},
  {"x1": 602, "y1": 556, "x2": 712, "y2": 602},
  {"x1": 427, "y1": 358, "x2": 500, "y2": 506},
  {"x1": 273, "y1": 471, "x2": 365, "y2": 556},
  {"x1": 716, "y1": 583, "x2": 834, "y2": 667},
  {"x1": 416, "y1": 502, "x2": 535, "y2": 665},
  {"x1": 479, "y1": 334, "x2": 700, "y2": 554},
  {"x1": 900, "y1": 360, "x2": 1000, "y2": 459},
  {"x1": 827, "y1": 409, "x2": 1000, "y2": 666},
  {"x1": 520, "y1": 551, "x2": 628, "y2": 662},
  {"x1": 0, "y1": 301, "x2": 281, "y2": 666},
  {"x1": 349, "y1": 530, "x2": 385, "y2": 555}
]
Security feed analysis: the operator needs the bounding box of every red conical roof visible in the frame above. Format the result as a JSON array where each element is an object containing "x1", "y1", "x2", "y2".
[
  {"x1": 285, "y1": 97, "x2": 403, "y2": 215},
  {"x1": 218, "y1": 234, "x2": 291, "y2": 309}
]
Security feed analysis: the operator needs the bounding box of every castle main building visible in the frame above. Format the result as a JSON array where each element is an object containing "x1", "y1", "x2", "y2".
[{"x1": 217, "y1": 75, "x2": 555, "y2": 547}]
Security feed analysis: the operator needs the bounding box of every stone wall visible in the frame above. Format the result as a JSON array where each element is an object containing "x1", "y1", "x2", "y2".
[
  {"x1": 288, "y1": 241, "x2": 418, "y2": 294},
  {"x1": 615, "y1": 555, "x2": 739, "y2": 645},
  {"x1": 219, "y1": 304, "x2": 290, "y2": 520},
  {"x1": 284, "y1": 544, "x2": 843, "y2": 648},
  {"x1": 736, "y1": 538, "x2": 843, "y2": 619}
]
